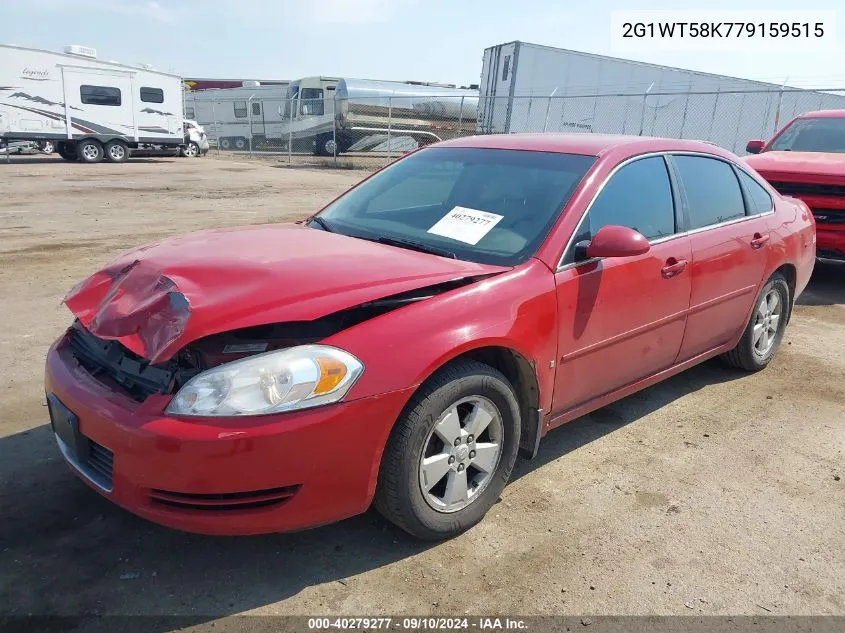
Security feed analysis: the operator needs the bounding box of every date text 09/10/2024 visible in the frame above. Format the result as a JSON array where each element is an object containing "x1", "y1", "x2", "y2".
[{"x1": 307, "y1": 617, "x2": 528, "y2": 630}]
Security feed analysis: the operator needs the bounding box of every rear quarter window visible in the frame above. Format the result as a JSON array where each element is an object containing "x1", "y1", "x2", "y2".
[
  {"x1": 736, "y1": 169, "x2": 774, "y2": 215},
  {"x1": 673, "y1": 155, "x2": 746, "y2": 229}
]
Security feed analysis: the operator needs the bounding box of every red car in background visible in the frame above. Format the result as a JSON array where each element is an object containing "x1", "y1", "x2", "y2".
[
  {"x1": 45, "y1": 134, "x2": 815, "y2": 541},
  {"x1": 745, "y1": 109, "x2": 845, "y2": 261}
]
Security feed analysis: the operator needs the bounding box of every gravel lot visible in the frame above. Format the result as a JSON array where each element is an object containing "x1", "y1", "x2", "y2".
[{"x1": 0, "y1": 155, "x2": 843, "y2": 623}]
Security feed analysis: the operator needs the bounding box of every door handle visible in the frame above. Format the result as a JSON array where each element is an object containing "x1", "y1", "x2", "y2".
[
  {"x1": 661, "y1": 258, "x2": 688, "y2": 279},
  {"x1": 751, "y1": 233, "x2": 770, "y2": 249}
]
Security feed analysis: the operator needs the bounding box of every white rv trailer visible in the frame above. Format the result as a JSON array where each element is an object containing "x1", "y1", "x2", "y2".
[
  {"x1": 479, "y1": 41, "x2": 845, "y2": 154},
  {"x1": 0, "y1": 44, "x2": 185, "y2": 162},
  {"x1": 183, "y1": 82, "x2": 290, "y2": 150},
  {"x1": 278, "y1": 77, "x2": 479, "y2": 155}
]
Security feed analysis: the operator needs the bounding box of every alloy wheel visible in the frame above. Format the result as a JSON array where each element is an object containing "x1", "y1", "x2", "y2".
[
  {"x1": 753, "y1": 288, "x2": 782, "y2": 356},
  {"x1": 82, "y1": 144, "x2": 100, "y2": 161},
  {"x1": 418, "y1": 396, "x2": 504, "y2": 513}
]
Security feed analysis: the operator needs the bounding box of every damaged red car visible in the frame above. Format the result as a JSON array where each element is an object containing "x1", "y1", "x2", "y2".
[{"x1": 45, "y1": 134, "x2": 815, "y2": 540}]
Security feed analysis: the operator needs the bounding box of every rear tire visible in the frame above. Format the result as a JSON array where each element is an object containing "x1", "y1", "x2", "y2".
[
  {"x1": 104, "y1": 140, "x2": 129, "y2": 163},
  {"x1": 219, "y1": 137, "x2": 232, "y2": 150},
  {"x1": 373, "y1": 360, "x2": 521, "y2": 541},
  {"x1": 76, "y1": 139, "x2": 103, "y2": 163},
  {"x1": 234, "y1": 137, "x2": 247, "y2": 150},
  {"x1": 721, "y1": 272, "x2": 790, "y2": 371}
]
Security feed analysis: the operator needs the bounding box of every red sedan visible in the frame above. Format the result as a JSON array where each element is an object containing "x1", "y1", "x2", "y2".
[{"x1": 45, "y1": 134, "x2": 816, "y2": 540}]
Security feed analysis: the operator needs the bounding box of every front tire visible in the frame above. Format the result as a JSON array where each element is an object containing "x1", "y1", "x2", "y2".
[
  {"x1": 315, "y1": 134, "x2": 337, "y2": 156},
  {"x1": 76, "y1": 139, "x2": 103, "y2": 163},
  {"x1": 374, "y1": 360, "x2": 521, "y2": 540},
  {"x1": 721, "y1": 272, "x2": 790, "y2": 371}
]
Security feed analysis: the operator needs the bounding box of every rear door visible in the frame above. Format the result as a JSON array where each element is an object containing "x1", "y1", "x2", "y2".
[
  {"x1": 669, "y1": 154, "x2": 772, "y2": 362},
  {"x1": 552, "y1": 155, "x2": 693, "y2": 414}
]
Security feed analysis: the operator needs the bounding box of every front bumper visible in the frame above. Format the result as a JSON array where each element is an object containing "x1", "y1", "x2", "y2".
[{"x1": 44, "y1": 333, "x2": 413, "y2": 535}]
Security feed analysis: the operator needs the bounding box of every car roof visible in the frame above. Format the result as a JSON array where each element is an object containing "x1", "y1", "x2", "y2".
[
  {"x1": 796, "y1": 109, "x2": 845, "y2": 119},
  {"x1": 436, "y1": 133, "x2": 737, "y2": 160}
]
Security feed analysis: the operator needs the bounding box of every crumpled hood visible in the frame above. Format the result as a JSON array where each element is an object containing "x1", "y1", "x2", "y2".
[
  {"x1": 744, "y1": 151, "x2": 845, "y2": 181},
  {"x1": 64, "y1": 223, "x2": 508, "y2": 362}
]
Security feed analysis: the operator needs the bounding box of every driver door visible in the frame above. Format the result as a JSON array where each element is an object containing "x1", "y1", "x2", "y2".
[{"x1": 552, "y1": 155, "x2": 692, "y2": 415}]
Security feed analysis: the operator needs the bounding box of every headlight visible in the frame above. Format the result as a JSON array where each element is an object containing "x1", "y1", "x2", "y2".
[{"x1": 165, "y1": 345, "x2": 364, "y2": 417}]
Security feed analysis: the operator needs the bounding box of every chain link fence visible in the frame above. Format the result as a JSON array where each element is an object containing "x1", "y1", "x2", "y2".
[{"x1": 184, "y1": 87, "x2": 845, "y2": 167}]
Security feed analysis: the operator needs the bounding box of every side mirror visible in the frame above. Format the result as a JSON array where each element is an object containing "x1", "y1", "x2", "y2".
[
  {"x1": 746, "y1": 139, "x2": 765, "y2": 154},
  {"x1": 576, "y1": 225, "x2": 650, "y2": 261}
]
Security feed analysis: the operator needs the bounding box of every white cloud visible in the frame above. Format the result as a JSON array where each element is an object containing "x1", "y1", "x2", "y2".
[
  {"x1": 207, "y1": 0, "x2": 412, "y2": 25},
  {"x1": 30, "y1": 0, "x2": 180, "y2": 23},
  {"x1": 302, "y1": 0, "x2": 402, "y2": 24}
]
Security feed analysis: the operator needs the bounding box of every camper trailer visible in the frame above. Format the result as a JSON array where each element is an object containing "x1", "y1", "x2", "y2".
[
  {"x1": 183, "y1": 82, "x2": 290, "y2": 150},
  {"x1": 0, "y1": 44, "x2": 185, "y2": 162},
  {"x1": 280, "y1": 77, "x2": 479, "y2": 155}
]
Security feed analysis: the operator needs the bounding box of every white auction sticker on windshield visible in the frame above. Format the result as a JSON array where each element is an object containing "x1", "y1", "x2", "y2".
[{"x1": 427, "y1": 207, "x2": 504, "y2": 245}]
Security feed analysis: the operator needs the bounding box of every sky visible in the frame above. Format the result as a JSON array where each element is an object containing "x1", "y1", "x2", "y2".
[{"x1": 1, "y1": 0, "x2": 843, "y2": 89}]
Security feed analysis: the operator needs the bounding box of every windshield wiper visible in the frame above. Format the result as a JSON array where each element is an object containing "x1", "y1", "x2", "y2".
[
  {"x1": 375, "y1": 236, "x2": 457, "y2": 259},
  {"x1": 307, "y1": 216, "x2": 334, "y2": 232}
]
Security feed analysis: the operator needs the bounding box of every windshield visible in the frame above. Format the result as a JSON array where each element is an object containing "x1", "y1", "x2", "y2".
[
  {"x1": 283, "y1": 81, "x2": 300, "y2": 118},
  {"x1": 769, "y1": 117, "x2": 845, "y2": 153},
  {"x1": 314, "y1": 147, "x2": 596, "y2": 266}
]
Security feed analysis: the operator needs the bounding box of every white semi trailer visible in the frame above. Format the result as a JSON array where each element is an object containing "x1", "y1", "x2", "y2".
[
  {"x1": 0, "y1": 44, "x2": 185, "y2": 162},
  {"x1": 479, "y1": 41, "x2": 845, "y2": 154}
]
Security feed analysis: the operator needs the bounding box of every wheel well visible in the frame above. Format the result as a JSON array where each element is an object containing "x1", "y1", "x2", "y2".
[
  {"x1": 773, "y1": 263, "x2": 797, "y2": 321},
  {"x1": 436, "y1": 346, "x2": 542, "y2": 459}
]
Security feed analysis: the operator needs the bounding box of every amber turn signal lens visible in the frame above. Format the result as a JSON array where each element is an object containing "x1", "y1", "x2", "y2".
[{"x1": 313, "y1": 356, "x2": 348, "y2": 394}]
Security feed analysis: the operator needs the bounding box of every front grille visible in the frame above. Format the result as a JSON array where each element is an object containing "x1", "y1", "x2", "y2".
[
  {"x1": 148, "y1": 485, "x2": 301, "y2": 512},
  {"x1": 57, "y1": 434, "x2": 114, "y2": 491},
  {"x1": 68, "y1": 323, "x2": 174, "y2": 402},
  {"x1": 84, "y1": 441, "x2": 114, "y2": 489},
  {"x1": 769, "y1": 181, "x2": 845, "y2": 198},
  {"x1": 811, "y1": 208, "x2": 845, "y2": 225}
]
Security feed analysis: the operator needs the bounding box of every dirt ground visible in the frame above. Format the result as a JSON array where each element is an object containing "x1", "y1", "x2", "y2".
[{"x1": 0, "y1": 154, "x2": 843, "y2": 623}]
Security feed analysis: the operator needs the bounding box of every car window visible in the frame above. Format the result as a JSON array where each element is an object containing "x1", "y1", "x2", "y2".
[
  {"x1": 317, "y1": 147, "x2": 596, "y2": 266},
  {"x1": 736, "y1": 169, "x2": 773, "y2": 215},
  {"x1": 565, "y1": 156, "x2": 675, "y2": 263},
  {"x1": 768, "y1": 117, "x2": 845, "y2": 153},
  {"x1": 366, "y1": 162, "x2": 462, "y2": 213},
  {"x1": 673, "y1": 156, "x2": 746, "y2": 229}
]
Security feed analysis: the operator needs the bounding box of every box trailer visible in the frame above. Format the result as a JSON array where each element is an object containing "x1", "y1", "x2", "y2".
[
  {"x1": 183, "y1": 82, "x2": 290, "y2": 150},
  {"x1": 479, "y1": 41, "x2": 845, "y2": 154},
  {"x1": 0, "y1": 44, "x2": 185, "y2": 162}
]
